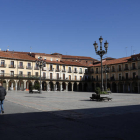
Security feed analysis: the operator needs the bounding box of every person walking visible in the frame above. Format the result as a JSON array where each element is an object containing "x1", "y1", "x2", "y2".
[{"x1": 0, "y1": 83, "x2": 6, "y2": 114}]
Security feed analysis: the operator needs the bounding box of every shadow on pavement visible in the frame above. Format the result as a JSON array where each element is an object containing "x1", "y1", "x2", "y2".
[{"x1": 1, "y1": 105, "x2": 140, "y2": 140}]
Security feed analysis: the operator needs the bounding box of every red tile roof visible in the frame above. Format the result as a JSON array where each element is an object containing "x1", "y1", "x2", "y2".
[
  {"x1": 92, "y1": 56, "x2": 131, "y2": 67},
  {"x1": 62, "y1": 55, "x2": 95, "y2": 60}
]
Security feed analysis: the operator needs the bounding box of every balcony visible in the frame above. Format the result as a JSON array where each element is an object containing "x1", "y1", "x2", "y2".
[
  {"x1": 90, "y1": 71, "x2": 94, "y2": 74},
  {"x1": 68, "y1": 70, "x2": 72, "y2": 73},
  {"x1": 95, "y1": 71, "x2": 98, "y2": 74},
  {"x1": 131, "y1": 67, "x2": 137, "y2": 70},
  {"x1": 55, "y1": 69, "x2": 60, "y2": 72},
  {"x1": 74, "y1": 71, "x2": 78, "y2": 73},
  {"x1": 79, "y1": 72, "x2": 82, "y2": 74},
  {"x1": 124, "y1": 68, "x2": 129, "y2": 71},
  {"x1": 118, "y1": 69, "x2": 122, "y2": 71},
  {"x1": 49, "y1": 69, "x2": 53, "y2": 71},
  {"x1": 42, "y1": 68, "x2": 46, "y2": 71},
  {"x1": 62, "y1": 70, "x2": 66, "y2": 72},
  {"x1": 34, "y1": 66, "x2": 39, "y2": 70},
  {"x1": 111, "y1": 69, "x2": 115, "y2": 72},
  {"x1": 9, "y1": 64, "x2": 16, "y2": 68},
  {"x1": 18, "y1": 65, "x2": 24, "y2": 69},
  {"x1": 0, "y1": 64, "x2": 6, "y2": 68},
  {"x1": 26, "y1": 66, "x2": 32, "y2": 69}
]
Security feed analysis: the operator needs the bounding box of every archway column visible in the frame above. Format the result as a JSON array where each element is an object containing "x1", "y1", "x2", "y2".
[
  {"x1": 60, "y1": 82, "x2": 62, "y2": 91},
  {"x1": 116, "y1": 83, "x2": 118, "y2": 93},
  {"x1": 15, "y1": 80, "x2": 18, "y2": 91},
  {"x1": 77, "y1": 82, "x2": 79, "y2": 91},
  {"x1": 138, "y1": 81, "x2": 140, "y2": 93},
  {"x1": 71, "y1": 82, "x2": 74, "y2": 91},
  {"x1": 6, "y1": 79, "x2": 10, "y2": 91},
  {"x1": 23, "y1": 80, "x2": 27, "y2": 90},
  {"x1": 66, "y1": 82, "x2": 68, "y2": 91}
]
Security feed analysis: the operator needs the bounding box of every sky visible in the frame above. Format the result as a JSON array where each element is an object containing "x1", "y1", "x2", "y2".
[{"x1": 0, "y1": 0, "x2": 140, "y2": 60}]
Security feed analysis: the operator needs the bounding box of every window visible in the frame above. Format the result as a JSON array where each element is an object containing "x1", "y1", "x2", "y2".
[
  {"x1": 125, "y1": 73, "x2": 128, "y2": 79},
  {"x1": 57, "y1": 73, "x2": 59, "y2": 79},
  {"x1": 56, "y1": 64, "x2": 59, "y2": 71},
  {"x1": 1, "y1": 60, "x2": 5, "y2": 66},
  {"x1": 50, "y1": 73, "x2": 52, "y2": 79},
  {"x1": 1, "y1": 70, "x2": 4, "y2": 76},
  {"x1": 19, "y1": 62, "x2": 23, "y2": 67},
  {"x1": 68, "y1": 67, "x2": 71, "y2": 73},
  {"x1": 80, "y1": 76, "x2": 82, "y2": 80},
  {"x1": 63, "y1": 65, "x2": 65, "y2": 71},
  {"x1": 133, "y1": 72, "x2": 136, "y2": 79},
  {"x1": 27, "y1": 63, "x2": 31, "y2": 69},
  {"x1": 63, "y1": 74, "x2": 65, "y2": 80},
  {"x1": 96, "y1": 68, "x2": 98, "y2": 73},
  {"x1": 75, "y1": 76, "x2": 77, "y2": 80},
  {"x1": 74, "y1": 68, "x2": 77, "y2": 73},
  {"x1": 69, "y1": 75, "x2": 71, "y2": 80},
  {"x1": 96, "y1": 75, "x2": 98, "y2": 81},
  {"x1": 43, "y1": 72, "x2": 46, "y2": 78},
  {"x1": 28, "y1": 72, "x2": 31, "y2": 77},
  {"x1": 11, "y1": 61, "x2": 14, "y2": 66},
  {"x1": 50, "y1": 64, "x2": 53, "y2": 71},
  {"x1": 79, "y1": 68, "x2": 82, "y2": 73},
  {"x1": 112, "y1": 66, "x2": 115, "y2": 72},
  {"x1": 119, "y1": 74, "x2": 121, "y2": 80},
  {"x1": 19, "y1": 71, "x2": 23, "y2": 76},
  {"x1": 11, "y1": 71, "x2": 14, "y2": 76},
  {"x1": 132, "y1": 63, "x2": 136, "y2": 69},
  {"x1": 35, "y1": 72, "x2": 38, "y2": 77},
  {"x1": 125, "y1": 64, "x2": 128, "y2": 70},
  {"x1": 92, "y1": 76, "x2": 93, "y2": 80},
  {"x1": 119, "y1": 65, "x2": 121, "y2": 71}
]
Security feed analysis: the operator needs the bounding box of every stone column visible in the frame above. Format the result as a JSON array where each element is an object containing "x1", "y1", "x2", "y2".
[
  {"x1": 77, "y1": 82, "x2": 79, "y2": 91},
  {"x1": 53, "y1": 82, "x2": 56, "y2": 91},
  {"x1": 123, "y1": 82, "x2": 125, "y2": 93},
  {"x1": 138, "y1": 82, "x2": 139, "y2": 93},
  {"x1": 66, "y1": 82, "x2": 68, "y2": 92},
  {"x1": 82, "y1": 83, "x2": 84, "y2": 91},
  {"x1": 15, "y1": 80, "x2": 18, "y2": 91},
  {"x1": 130, "y1": 82, "x2": 132, "y2": 93},
  {"x1": 11, "y1": 82, "x2": 13, "y2": 91},
  {"x1": 60, "y1": 82, "x2": 62, "y2": 91},
  {"x1": 24, "y1": 80, "x2": 27, "y2": 90},
  {"x1": 6, "y1": 80, "x2": 9, "y2": 91},
  {"x1": 116, "y1": 83, "x2": 118, "y2": 93},
  {"x1": 71, "y1": 82, "x2": 74, "y2": 91}
]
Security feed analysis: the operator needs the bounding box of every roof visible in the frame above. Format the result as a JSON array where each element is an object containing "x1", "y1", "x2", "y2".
[
  {"x1": 0, "y1": 51, "x2": 36, "y2": 61},
  {"x1": 62, "y1": 55, "x2": 95, "y2": 60},
  {"x1": 92, "y1": 56, "x2": 131, "y2": 67}
]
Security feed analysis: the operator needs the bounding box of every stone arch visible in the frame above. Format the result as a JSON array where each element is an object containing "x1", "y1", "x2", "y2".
[
  {"x1": 9, "y1": 80, "x2": 15, "y2": 90},
  {"x1": 18, "y1": 80, "x2": 24, "y2": 90},
  {"x1": 68, "y1": 82, "x2": 72, "y2": 91},
  {"x1": 73, "y1": 82, "x2": 77, "y2": 91},
  {"x1": 118, "y1": 82, "x2": 123, "y2": 93},
  {"x1": 84, "y1": 83, "x2": 88, "y2": 91},
  {"x1": 62, "y1": 82, "x2": 66, "y2": 91},
  {"x1": 49, "y1": 82, "x2": 53, "y2": 91},
  {"x1": 132, "y1": 82, "x2": 138, "y2": 93},
  {"x1": 42, "y1": 81, "x2": 47, "y2": 91},
  {"x1": 79, "y1": 83, "x2": 82, "y2": 91},
  {"x1": 125, "y1": 82, "x2": 130, "y2": 93},
  {"x1": 56, "y1": 82, "x2": 60, "y2": 91},
  {"x1": 112, "y1": 82, "x2": 116, "y2": 92},
  {"x1": 91, "y1": 83, "x2": 95, "y2": 92}
]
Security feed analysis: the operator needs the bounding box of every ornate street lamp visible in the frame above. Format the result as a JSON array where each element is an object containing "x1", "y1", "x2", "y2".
[
  {"x1": 93, "y1": 36, "x2": 108, "y2": 92},
  {"x1": 36, "y1": 57, "x2": 46, "y2": 93},
  {"x1": 104, "y1": 64, "x2": 110, "y2": 91}
]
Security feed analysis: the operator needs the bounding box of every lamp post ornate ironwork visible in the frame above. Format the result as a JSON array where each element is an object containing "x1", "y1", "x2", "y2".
[
  {"x1": 104, "y1": 64, "x2": 110, "y2": 91},
  {"x1": 36, "y1": 57, "x2": 46, "y2": 93},
  {"x1": 93, "y1": 36, "x2": 108, "y2": 92}
]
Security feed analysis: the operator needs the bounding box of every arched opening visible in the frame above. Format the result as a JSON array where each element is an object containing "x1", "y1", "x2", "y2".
[
  {"x1": 42, "y1": 81, "x2": 47, "y2": 91},
  {"x1": 62, "y1": 82, "x2": 66, "y2": 91},
  {"x1": 18, "y1": 80, "x2": 24, "y2": 90},
  {"x1": 79, "y1": 83, "x2": 82, "y2": 91},
  {"x1": 91, "y1": 83, "x2": 94, "y2": 92},
  {"x1": 132, "y1": 82, "x2": 138, "y2": 93},
  {"x1": 68, "y1": 82, "x2": 72, "y2": 91},
  {"x1": 84, "y1": 83, "x2": 88, "y2": 91},
  {"x1": 73, "y1": 83, "x2": 77, "y2": 91},
  {"x1": 112, "y1": 82, "x2": 116, "y2": 92},
  {"x1": 56, "y1": 82, "x2": 60, "y2": 91},
  {"x1": 9, "y1": 80, "x2": 15, "y2": 90},
  {"x1": 118, "y1": 82, "x2": 123, "y2": 93},
  {"x1": 96, "y1": 83, "x2": 100, "y2": 88},
  {"x1": 49, "y1": 82, "x2": 53, "y2": 91},
  {"x1": 125, "y1": 82, "x2": 130, "y2": 93}
]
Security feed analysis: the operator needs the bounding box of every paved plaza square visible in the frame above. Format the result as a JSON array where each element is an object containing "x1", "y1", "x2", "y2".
[{"x1": 5, "y1": 91, "x2": 140, "y2": 119}]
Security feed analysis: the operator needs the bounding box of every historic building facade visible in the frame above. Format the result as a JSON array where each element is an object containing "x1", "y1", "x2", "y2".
[
  {"x1": 0, "y1": 50, "x2": 140, "y2": 93},
  {"x1": 86, "y1": 54, "x2": 140, "y2": 93}
]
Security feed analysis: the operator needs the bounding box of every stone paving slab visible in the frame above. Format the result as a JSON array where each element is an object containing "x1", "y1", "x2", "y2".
[{"x1": 5, "y1": 91, "x2": 140, "y2": 119}]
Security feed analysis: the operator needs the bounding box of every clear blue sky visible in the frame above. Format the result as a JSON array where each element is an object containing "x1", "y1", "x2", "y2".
[{"x1": 0, "y1": 0, "x2": 140, "y2": 60}]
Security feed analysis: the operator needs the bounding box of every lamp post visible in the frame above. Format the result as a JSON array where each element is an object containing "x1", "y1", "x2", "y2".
[
  {"x1": 93, "y1": 36, "x2": 108, "y2": 92},
  {"x1": 36, "y1": 57, "x2": 46, "y2": 93},
  {"x1": 104, "y1": 64, "x2": 110, "y2": 91}
]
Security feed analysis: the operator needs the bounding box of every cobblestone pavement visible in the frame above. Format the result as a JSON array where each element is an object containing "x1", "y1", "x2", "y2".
[{"x1": 5, "y1": 91, "x2": 140, "y2": 119}]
